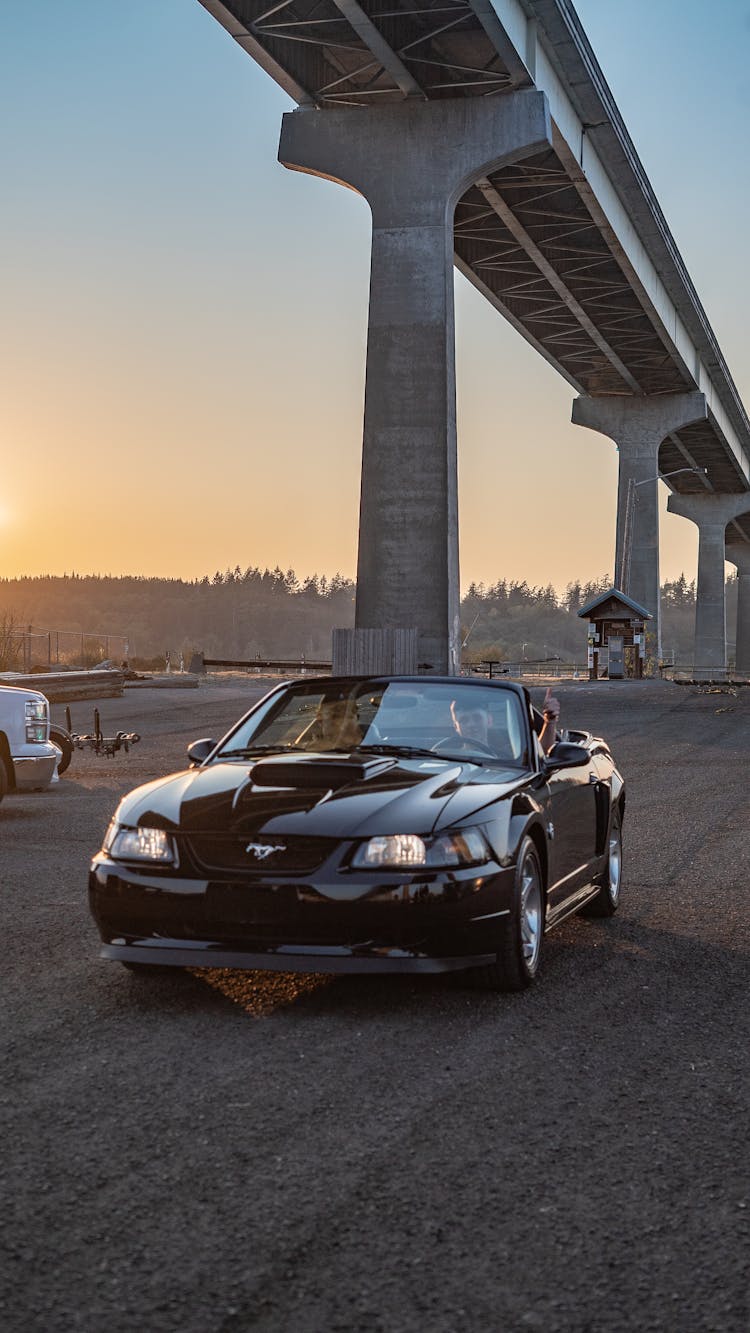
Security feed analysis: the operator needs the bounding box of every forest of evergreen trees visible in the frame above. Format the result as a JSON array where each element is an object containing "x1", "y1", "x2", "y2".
[
  {"x1": 0, "y1": 566, "x2": 739, "y2": 669},
  {"x1": 460, "y1": 571, "x2": 737, "y2": 665}
]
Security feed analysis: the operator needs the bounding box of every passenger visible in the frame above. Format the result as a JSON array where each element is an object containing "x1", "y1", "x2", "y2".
[{"x1": 302, "y1": 697, "x2": 363, "y2": 751}]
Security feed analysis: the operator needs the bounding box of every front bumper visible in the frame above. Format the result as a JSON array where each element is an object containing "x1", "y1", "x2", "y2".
[
  {"x1": 99, "y1": 940, "x2": 496, "y2": 973},
  {"x1": 89, "y1": 854, "x2": 516, "y2": 974},
  {"x1": 13, "y1": 747, "x2": 59, "y2": 790}
]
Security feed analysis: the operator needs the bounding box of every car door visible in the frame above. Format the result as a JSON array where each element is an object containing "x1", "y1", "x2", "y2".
[{"x1": 543, "y1": 753, "x2": 598, "y2": 912}]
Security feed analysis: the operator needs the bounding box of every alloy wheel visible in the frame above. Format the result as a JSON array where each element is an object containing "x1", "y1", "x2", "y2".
[{"x1": 520, "y1": 854, "x2": 542, "y2": 970}]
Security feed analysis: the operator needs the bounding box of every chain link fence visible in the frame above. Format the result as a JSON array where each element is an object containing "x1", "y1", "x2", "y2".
[{"x1": 2, "y1": 629, "x2": 129, "y2": 673}]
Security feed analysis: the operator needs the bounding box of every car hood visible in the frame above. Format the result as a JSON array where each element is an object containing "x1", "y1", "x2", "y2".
[{"x1": 113, "y1": 751, "x2": 529, "y2": 839}]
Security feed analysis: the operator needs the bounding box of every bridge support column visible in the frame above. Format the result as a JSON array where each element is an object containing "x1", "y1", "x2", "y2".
[
  {"x1": 726, "y1": 541, "x2": 750, "y2": 678},
  {"x1": 572, "y1": 393, "x2": 707, "y2": 660},
  {"x1": 280, "y1": 94, "x2": 551, "y2": 673},
  {"x1": 667, "y1": 493, "x2": 750, "y2": 677}
]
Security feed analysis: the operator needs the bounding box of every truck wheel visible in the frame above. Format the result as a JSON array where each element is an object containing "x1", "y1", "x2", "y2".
[
  {"x1": 49, "y1": 726, "x2": 74, "y2": 775},
  {"x1": 0, "y1": 756, "x2": 8, "y2": 802}
]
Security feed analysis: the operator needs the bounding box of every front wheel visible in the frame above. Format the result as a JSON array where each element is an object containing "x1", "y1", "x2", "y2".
[
  {"x1": 49, "y1": 726, "x2": 73, "y2": 775},
  {"x1": 0, "y1": 755, "x2": 9, "y2": 803},
  {"x1": 582, "y1": 807, "x2": 623, "y2": 918},
  {"x1": 470, "y1": 837, "x2": 544, "y2": 992}
]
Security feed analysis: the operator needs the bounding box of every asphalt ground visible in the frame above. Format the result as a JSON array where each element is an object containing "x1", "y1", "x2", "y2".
[{"x1": 1, "y1": 678, "x2": 748, "y2": 1332}]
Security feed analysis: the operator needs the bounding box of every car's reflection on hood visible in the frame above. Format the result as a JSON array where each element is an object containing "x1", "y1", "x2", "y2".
[{"x1": 117, "y1": 748, "x2": 527, "y2": 840}]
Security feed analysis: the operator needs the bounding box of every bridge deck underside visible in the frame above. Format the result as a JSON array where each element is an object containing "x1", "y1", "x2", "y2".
[
  {"x1": 222, "y1": 0, "x2": 527, "y2": 103},
  {"x1": 211, "y1": 0, "x2": 747, "y2": 514},
  {"x1": 454, "y1": 152, "x2": 747, "y2": 505},
  {"x1": 455, "y1": 153, "x2": 685, "y2": 399}
]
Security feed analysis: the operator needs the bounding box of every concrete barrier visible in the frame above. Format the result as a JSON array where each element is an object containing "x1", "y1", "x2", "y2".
[
  {"x1": 0, "y1": 669, "x2": 125, "y2": 702},
  {"x1": 124, "y1": 674, "x2": 199, "y2": 690}
]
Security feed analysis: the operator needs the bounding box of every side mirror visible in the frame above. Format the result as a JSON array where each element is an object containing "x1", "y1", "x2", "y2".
[
  {"x1": 187, "y1": 738, "x2": 216, "y2": 766},
  {"x1": 542, "y1": 741, "x2": 590, "y2": 772}
]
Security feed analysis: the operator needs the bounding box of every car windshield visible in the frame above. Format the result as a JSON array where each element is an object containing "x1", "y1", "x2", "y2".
[{"x1": 217, "y1": 680, "x2": 529, "y2": 767}]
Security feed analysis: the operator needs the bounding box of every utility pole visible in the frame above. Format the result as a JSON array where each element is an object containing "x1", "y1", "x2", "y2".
[{"x1": 618, "y1": 467, "x2": 708, "y2": 596}]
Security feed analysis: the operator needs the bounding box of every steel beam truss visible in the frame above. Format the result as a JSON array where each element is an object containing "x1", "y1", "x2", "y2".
[
  {"x1": 454, "y1": 152, "x2": 685, "y2": 398},
  {"x1": 222, "y1": 0, "x2": 522, "y2": 105}
]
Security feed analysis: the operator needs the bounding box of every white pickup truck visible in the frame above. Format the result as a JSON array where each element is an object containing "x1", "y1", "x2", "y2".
[{"x1": 0, "y1": 684, "x2": 60, "y2": 797}]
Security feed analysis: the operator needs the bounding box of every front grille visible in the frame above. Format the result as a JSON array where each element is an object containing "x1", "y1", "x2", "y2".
[
  {"x1": 184, "y1": 833, "x2": 339, "y2": 875},
  {"x1": 206, "y1": 886, "x2": 432, "y2": 950}
]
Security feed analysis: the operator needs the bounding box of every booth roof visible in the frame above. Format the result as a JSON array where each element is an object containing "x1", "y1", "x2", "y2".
[{"x1": 577, "y1": 587, "x2": 653, "y2": 621}]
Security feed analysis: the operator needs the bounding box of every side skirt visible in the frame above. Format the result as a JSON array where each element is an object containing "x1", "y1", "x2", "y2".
[{"x1": 544, "y1": 882, "x2": 599, "y2": 931}]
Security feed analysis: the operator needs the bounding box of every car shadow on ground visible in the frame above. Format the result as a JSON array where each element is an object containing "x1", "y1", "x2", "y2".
[
  {"x1": 106, "y1": 901, "x2": 747, "y2": 1024},
  {"x1": 90, "y1": 904, "x2": 617, "y2": 1018}
]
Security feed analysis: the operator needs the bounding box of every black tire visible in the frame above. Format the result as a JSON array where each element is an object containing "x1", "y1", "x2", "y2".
[
  {"x1": 582, "y1": 806, "x2": 623, "y2": 918},
  {"x1": 0, "y1": 755, "x2": 9, "y2": 803},
  {"x1": 49, "y1": 726, "x2": 74, "y2": 776},
  {"x1": 469, "y1": 836, "x2": 545, "y2": 992}
]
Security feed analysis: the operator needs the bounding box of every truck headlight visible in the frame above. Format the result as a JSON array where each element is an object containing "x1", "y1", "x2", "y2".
[
  {"x1": 25, "y1": 699, "x2": 48, "y2": 743},
  {"x1": 352, "y1": 827, "x2": 490, "y2": 869},
  {"x1": 106, "y1": 825, "x2": 176, "y2": 864}
]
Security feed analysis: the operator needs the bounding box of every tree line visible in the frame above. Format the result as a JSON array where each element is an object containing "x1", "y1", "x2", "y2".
[
  {"x1": 460, "y1": 572, "x2": 736, "y2": 664},
  {"x1": 0, "y1": 567, "x2": 738, "y2": 668}
]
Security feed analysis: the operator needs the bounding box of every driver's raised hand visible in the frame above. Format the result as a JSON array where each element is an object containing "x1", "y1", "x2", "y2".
[{"x1": 542, "y1": 687, "x2": 561, "y2": 722}]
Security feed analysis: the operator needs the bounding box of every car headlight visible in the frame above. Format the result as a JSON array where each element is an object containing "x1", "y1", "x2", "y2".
[
  {"x1": 352, "y1": 827, "x2": 490, "y2": 870},
  {"x1": 105, "y1": 824, "x2": 176, "y2": 864}
]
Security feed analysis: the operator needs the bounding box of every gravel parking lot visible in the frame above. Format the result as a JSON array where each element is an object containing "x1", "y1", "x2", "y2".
[{"x1": 2, "y1": 677, "x2": 748, "y2": 1332}]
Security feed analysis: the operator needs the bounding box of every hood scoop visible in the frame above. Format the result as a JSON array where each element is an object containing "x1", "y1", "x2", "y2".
[{"x1": 249, "y1": 754, "x2": 395, "y2": 790}]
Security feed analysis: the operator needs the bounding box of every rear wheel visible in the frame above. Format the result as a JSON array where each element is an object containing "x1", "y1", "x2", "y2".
[
  {"x1": 583, "y1": 807, "x2": 622, "y2": 918},
  {"x1": 0, "y1": 756, "x2": 9, "y2": 803},
  {"x1": 49, "y1": 726, "x2": 73, "y2": 775},
  {"x1": 470, "y1": 837, "x2": 544, "y2": 992}
]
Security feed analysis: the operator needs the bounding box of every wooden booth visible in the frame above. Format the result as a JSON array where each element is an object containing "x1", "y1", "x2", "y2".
[{"x1": 577, "y1": 588, "x2": 652, "y2": 680}]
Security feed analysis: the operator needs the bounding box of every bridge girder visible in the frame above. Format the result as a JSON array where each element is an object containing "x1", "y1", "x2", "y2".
[{"x1": 199, "y1": 0, "x2": 750, "y2": 541}]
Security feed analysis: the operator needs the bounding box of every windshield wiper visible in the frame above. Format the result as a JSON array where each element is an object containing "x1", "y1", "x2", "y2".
[
  {"x1": 218, "y1": 744, "x2": 301, "y2": 758},
  {"x1": 360, "y1": 743, "x2": 499, "y2": 765},
  {"x1": 358, "y1": 743, "x2": 457, "y2": 761}
]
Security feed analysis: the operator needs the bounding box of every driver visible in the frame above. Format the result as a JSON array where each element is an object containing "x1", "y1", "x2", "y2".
[
  {"x1": 449, "y1": 690, "x2": 560, "y2": 757},
  {"x1": 535, "y1": 687, "x2": 561, "y2": 755},
  {"x1": 449, "y1": 700, "x2": 497, "y2": 752}
]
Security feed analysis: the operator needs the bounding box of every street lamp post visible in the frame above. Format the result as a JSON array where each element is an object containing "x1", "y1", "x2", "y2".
[{"x1": 617, "y1": 467, "x2": 708, "y2": 596}]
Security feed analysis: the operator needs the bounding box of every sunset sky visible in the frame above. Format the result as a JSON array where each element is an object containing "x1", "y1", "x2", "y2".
[{"x1": 2, "y1": 0, "x2": 748, "y2": 592}]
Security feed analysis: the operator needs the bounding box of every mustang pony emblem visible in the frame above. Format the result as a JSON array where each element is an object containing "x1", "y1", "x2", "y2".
[{"x1": 245, "y1": 842, "x2": 284, "y2": 860}]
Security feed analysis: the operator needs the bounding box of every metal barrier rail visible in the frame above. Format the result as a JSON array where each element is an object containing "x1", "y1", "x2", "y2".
[
  {"x1": 192, "y1": 652, "x2": 590, "y2": 680},
  {"x1": 192, "y1": 653, "x2": 331, "y2": 674},
  {"x1": 468, "y1": 661, "x2": 586, "y2": 679}
]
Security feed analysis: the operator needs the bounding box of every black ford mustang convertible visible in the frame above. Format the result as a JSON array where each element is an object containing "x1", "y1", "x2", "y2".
[{"x1": 89, "y1": 676, "x2": 624, "y2": 991}]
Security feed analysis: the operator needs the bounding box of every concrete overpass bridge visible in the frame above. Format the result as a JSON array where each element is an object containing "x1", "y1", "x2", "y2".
[{"x1": 200, "y1": 0, "x2": 750, "y2": 676}]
